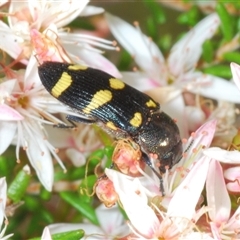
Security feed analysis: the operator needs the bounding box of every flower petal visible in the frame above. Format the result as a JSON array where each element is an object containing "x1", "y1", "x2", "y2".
[
  {"x1": 105, "y1": 169, "x2": 160, "y2": 238},
  {"x1": 96, "y1": 204, "x2": 129, "y2": 237},
  {"x1": 0, "y1": 79, "x2": 17, "y2": 96},
  {"x1": 185, "y1": 106, "x2": 206, "y2": 132},
  {"x1": 225, "y1": 181, "x2": 240, "y2": 192},
  {"x1": 224, "y1": 167, "x2": 240, "y2": 192},
  {"x1": 176, "y1": 119, "x2": 217, "y2": 170},
  {"x1": 66, "y1": 148, "x2": 86, "y2": 167},
  {"x1": 180, "y1": 232, "x2": 214, "y2": 240},
  {"x1": 9, "y1": 0, "x2": 89, "y2": 29},
  {"x1": 184, "y1": 73, "x2": 240, "y2": 103},
  {"x1": 121, "y1": 71, "x2": 156, "y2": 91},
  {"x1": 41, "y1": 227, "x2": 52, "y2": 240},
  {"x1": 0, "y1": 104, "x2": 23, "y2": 121},
  {"x1": 26, "y1": 134, "x2": 54, "y2": 191},
  {"x1": 0, "y1": 21, "x2": 26, "y2": 64},
  {"x1": 203, "y1": 147, "x2": 240, "y2": 164},
  {"x1": 167, "y1": 156, "x2": 210, "y2": 219},
  {"x1": 105, "y1": 12, "x2": 167, "y2": 85},
  {"x1": 0, "y1": 121, "x2": 17, "y2": 155},
  {"x1": 224, "y1": 166, "x2": 240, "y2": 181},
  {"x1": 206, "y1": 160, "x2": 230, "y2": 222},
  {"x1": 224, "y1": 205, "x2": 240, "y2": 231},
  {"x1": 51, "y1": 0, "x2": 89, "y2": 28},
  {"x1": 169, "y1": 120, "x2": 217, "y2": 192},
  {"x1": 0, "y1": 1, "x2": 7, "y2": 7},
  {"x1": 230, "y1": 62, "x2": 240, "y2": 92},
  {"x1": 24, "y1": 55, "x2": 41, "y2": 89},
  {"x1": 75, "y1": 47, "x2": 122, "y2": 78},
  {"x1": 168, "y1": 13, "x2": 220, "y2": 77},
  {"x1": 0, "y1": 177, "x2": 7, "y2": 226},
  {"x1": 80, "y1": 6, "x2": 104, "y2": 16},
  {"x1": 161, "y1": 92, "x2": 188, "y2": 137}
]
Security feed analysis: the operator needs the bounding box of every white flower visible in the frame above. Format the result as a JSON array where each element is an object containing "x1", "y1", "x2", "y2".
[
  {"x1": 206, "y1": 159, "x2": 240, "y2": 239},
  {"x1": 105, "y1": 153, "x2": 212, "y2": 239},
  {"x1": 105, "y1": 13, "x2": 240, "y2": 136},
  {"x1": 0, "y1": 0, "x2": 120, "y2": 76},
  {"x1": 162, "y1": 119, "x2": 217, "y2": 204},
  {"x1": 0, "y1": 57, "x2": 80, "y2": 191}
]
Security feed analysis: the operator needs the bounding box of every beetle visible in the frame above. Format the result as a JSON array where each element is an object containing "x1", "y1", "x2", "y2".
[{"x1": 38, "y1": 61, "x2": 183, "y2": 195}]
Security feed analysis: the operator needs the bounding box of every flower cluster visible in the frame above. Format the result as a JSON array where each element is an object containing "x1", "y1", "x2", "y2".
[
  {"x1": 0, "y1": 1, "x2": 119, "y2": 238},
  {"x1": 0, "y1": 0, "x2": 119, "y2": 192}
]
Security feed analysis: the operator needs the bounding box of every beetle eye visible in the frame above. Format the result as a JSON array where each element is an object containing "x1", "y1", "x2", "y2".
[{"x1": 159, "y1": 138, "x2": 169, "y2": 147}]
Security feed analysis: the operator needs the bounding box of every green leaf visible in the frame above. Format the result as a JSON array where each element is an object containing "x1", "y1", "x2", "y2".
[
  {"x1": 60, "y1": 191, "x2": 99, "y2": 225},
  {"x1": 54, "y1": 166, "x2": 86, "y2": 181},
  {"x1": 40, "y1": 187, "x2": 51, "y2": 201},
  {"x1": 25, "y1": 209, "x2": 54, "y2": 237},
  {"x1": 117, "y1": 50, "x2": 132, "y2": 71},
  {"x1": 69, "y1": 167, "x2": 87, "y2": 181},
  {"x1": 237, "y1": 17, "x2": 240, "y2": 32},
  {"x1": 216, "y1": 3, "x2": 235, "y2": 41},
  {"x1": 68, "y1": 17, "x2": 95, "y2": 30},
  {"x1": 202, "y1": 65, "x2": 232, "y2": 79},
  {"x1": 88, "y1": 149, "x2": 105, "y2": 166},
  {"x1": 0, "y1": 147, "x2": 17, "y2": 179},
  {"x1": 80, "y1": 175, "x2": 97, "y2": 192},
  {"x1": 202, "y1": 40, "x2": 214, "y2": 63},
  {"x1": 158, "y1": 34, "x2": 172, "y2": 52},
  {"x1": 24, "y1": 195, "x2": 40, "y2": 211},
  {"x1": 104, "y1": 146, "x2": 114, "y2": 165},
  {"x1": 146, "y1": 17, "x2": 157, "y2": 40},
  {"x1": 177, "y1": 6, "x2": 202, "y2": 26},
  {"x1": 7, "y1": 166, "x2": 31, "y2": 202},
  {"x1": 143, "y1": 0, "x2": 166, "y2": 24},
  {"x1": 92, "y1": 125, "x2": 113, "y2": 146},
  {"x1": 30, "y1": 229, "x2": 85, "y2": 240},
  {"x1": 70, "y1": 175, "x2": 97, "y2": 204},
  {"x1": 223, "y1": 52, "x2": 240, "y2": 64},
  {"x1": 52, "y1": 229, "x2": 85, "y2": 240}
]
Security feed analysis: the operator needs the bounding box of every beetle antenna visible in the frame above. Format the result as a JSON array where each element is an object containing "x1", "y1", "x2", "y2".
[{"x1": 178, "y1": 139, "x2": 194, "y2": 162}]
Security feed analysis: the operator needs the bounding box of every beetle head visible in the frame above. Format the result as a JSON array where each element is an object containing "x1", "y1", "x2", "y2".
[{"x1": 138, "y1": 111, "x2": 183, "y2": 173}]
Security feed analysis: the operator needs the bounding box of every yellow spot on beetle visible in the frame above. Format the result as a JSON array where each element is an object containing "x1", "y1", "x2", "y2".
[
  {"x1": 106, "y1": 121, "x2": 117, "y2": 130},
  {"x1": 109, "y1": 78, "x2": 125, "y2": 90},
  {"x1": 146, "y1": 99, "x2": 157, "y2": 108},
  {"x1": 130, "y1": 112, "x2": 142, "y2": 127},
  {"x1": 51, "y1": 72, "x2": 72, "y2": 98},
  {"x1": 68, "y1": 65, "x2": 88, "y2": 71},
  {"x1": 83, "y1": 90, "x2": 112, "y2": 114}
]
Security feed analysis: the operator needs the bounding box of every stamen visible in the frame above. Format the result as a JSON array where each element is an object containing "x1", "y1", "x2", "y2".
[
  {"x1": 192, "y1": 148, "x2": 198, "y2": 153},
  {"x1": 191, "y1": 132, "x2": 196, "y2": 138},
  {"x1": 60, "y1": 33, "x2": 118, "y2": 51},
  {"x1": 16, "y1": 121, "x2": 22, "y2": 161},
  {"x1": 45, "y1": 141, "x2": 66, "y2": 171},
  {"x1": 201, "y1": 130, "x2": 208, "y2": 136},
  {"x1": 173, "y1": 118, "x2": 177, "y2": 123}
]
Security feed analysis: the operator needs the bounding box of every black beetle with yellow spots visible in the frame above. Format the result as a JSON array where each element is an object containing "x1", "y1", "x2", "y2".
[{"x1": 38, "y1": 61, "x2": 183, "y2": 195}]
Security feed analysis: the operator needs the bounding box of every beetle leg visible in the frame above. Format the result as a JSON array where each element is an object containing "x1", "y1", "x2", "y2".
[
  {"x1": 142, "y1": 152, "x2": 165, "y2": 196},
  {"x1": 54, "y1": 115, "x2": 97, "y2": 128}
]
